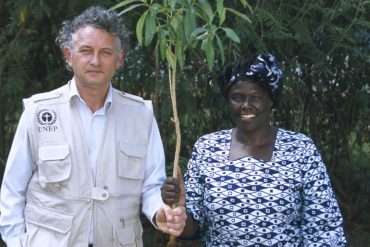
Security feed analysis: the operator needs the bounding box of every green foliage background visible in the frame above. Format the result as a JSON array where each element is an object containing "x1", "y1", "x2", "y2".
[{"x1": 0, "y1": 0, "x2": 369, "y2": 246}]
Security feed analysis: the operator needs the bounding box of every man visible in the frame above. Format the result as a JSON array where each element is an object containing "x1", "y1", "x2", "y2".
[{"x1": 0, "y1": 6, "x2": 186, "y2": 247}]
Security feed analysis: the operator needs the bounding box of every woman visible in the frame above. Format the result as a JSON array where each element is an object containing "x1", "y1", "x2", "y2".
[{"x1": 162, "y1": 54, "x2": 347, "y2": 246}]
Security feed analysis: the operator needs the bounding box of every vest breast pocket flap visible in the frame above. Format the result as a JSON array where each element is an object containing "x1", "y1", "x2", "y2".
[
  {"x1": 118, "y1": 142, "x2": 146, "y2": 180},
  {"x1": 38, "y1": 144, "x2": 71, "y2": 184}
]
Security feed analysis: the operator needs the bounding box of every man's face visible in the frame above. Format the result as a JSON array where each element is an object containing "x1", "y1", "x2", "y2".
[{"x1": 63, "y1": 25, "x2": 124, "y2": 89}]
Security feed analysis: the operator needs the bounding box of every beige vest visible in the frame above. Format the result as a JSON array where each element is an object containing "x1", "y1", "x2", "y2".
[{"x1": 23, "y1": 84, "x2": 153, "y2": 247}]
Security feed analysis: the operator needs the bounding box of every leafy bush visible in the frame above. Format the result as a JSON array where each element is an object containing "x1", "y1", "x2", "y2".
[{"x1": 0, "y1": 0, "x2": 369, "y2": 246}]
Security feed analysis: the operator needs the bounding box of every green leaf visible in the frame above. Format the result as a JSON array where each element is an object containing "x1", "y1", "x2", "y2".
[
  {"x1": 154, "y1": 39, "x2": 160, "y2": 68},
  {"x1": 176, "y1": 17, "x2": 186, "y2": 45},
  {"x1": 151, "y1": 3, "x2": 162, "y2": 12},
  {"x1": 158, "y1": 30, "x2": 167, "y2": 61},
  {"x1": 222, "y1": 27, "x2": 240, "y2": 43},
  {"x1": 176, "y1": 36, "x2": 184, "y2": 69},
  {"x1": 170, "y1": 14, "x2": 181, "y2": 32},
  {"x1": 200, "y1": 37, "x2": 207, "y2": 50},
  {"x1": 184, "y1": 7, "x2": 196, "y2": 42},
  {"x1": 110, "y1": 0, "x2": 144, "y2": 11},
  {"x1": 237, "y1": 0, "x2": 253, "y2": 12},
  {"x1": 216, "y1": 0, "x2": 226, "y2": 25},
  {"x1": 169, "y1": 0, "x2": 177, "y2": 10},
  {"x1": 202, "y1": 37, "x2": 215, "y2": 70},
  {"x1": 191, "y1": 27, "x2": 207, "y2": 41},
  {"x1": 216, "y1": 0, "x2": 224, "y2": 13},
  {"x1": 198, "y1": 0, "x2": 214, "y2": 21},
  {"x1": 136, "y1": 10, "x2": 148, "y2": 46},
  {"x1": 144, "y1": 10, "x2": 157, "y2": 46},
  {"x1": 225, "y1": 8, "x2": 252, "y2": 23},
  {"x1": 117, "y1": 3, "x2": 145, "y2": 16},
  {"x1": 215, "y1": 34, "x2": 225, "y2": 65},
  {"x1": 165, "y1": 23, "x2": 178, "y2": 46}
]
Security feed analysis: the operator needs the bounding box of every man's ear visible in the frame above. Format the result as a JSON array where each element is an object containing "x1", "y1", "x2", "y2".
[
  {"x1": 63, "y1": 47, "x2": 72, "y2": 67},
  {"x1": 116, "y1": 50, "x2": 125, "y2": 69}
]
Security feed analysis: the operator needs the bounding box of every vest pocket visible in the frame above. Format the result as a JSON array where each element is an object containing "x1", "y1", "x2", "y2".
[
  {"x1": 24, "y1": 204, "x2": 73, "y2": 247},
  {"x1": 38, "y1": 144, "x2": 71, "y2": 188},
  {"x1": 118, "y1": 142, "x2": 146, "y2": 180}
]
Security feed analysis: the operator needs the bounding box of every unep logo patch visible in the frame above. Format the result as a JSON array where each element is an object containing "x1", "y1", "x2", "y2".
[
  {"x1": 37, "y1": 109, "x2": 58, "y2": 132},
  {"x1": 37, "y1": 109, "x2": 57, "y2": 125}
]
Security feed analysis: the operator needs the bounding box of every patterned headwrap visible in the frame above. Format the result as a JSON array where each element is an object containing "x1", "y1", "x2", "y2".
[{"x1": 219, "y1": 53, "x2": 283, "y2": 104}]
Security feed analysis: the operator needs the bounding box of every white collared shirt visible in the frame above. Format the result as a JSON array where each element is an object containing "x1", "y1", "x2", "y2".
[
  {"x1": 0, "y1": 79, "x2": 166, "y2": 246},
  {"x1": 69, "y1": 79, "x2": 113, "y2": 178}
]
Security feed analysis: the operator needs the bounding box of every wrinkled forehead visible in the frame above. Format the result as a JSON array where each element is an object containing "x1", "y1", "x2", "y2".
[{"x1": 70, "y1": 25, "x2": 122, "y2": 51}]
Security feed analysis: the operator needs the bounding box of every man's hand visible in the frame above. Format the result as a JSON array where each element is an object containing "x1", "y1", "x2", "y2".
[
  {"x1": 155, "y1": 204, "x2": 187, "y2": 236},
  {"x1": 158, "y1": 166, "x2": 187, "y2": 236}
]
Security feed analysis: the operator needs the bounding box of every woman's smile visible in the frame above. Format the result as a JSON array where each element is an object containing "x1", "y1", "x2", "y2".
[{"x1": 240, "y1": 113, "x2": 256, "y2": 120}]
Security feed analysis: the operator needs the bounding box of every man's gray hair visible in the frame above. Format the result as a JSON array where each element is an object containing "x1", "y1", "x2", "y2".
[{"x1": 55, "y1": 6, "x2": 129, "y2": 51}]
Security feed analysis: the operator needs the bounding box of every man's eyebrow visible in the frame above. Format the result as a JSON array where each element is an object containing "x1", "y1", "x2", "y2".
[
  {"x1": 78, "y1": 44, "x2": 115, "y2": 49},
  {"x1": 77, "y1": 45, "x2": 92, "y2": 49},
  {"x1": 101, "y1": 47, "x2": 114, "y2": 51}
]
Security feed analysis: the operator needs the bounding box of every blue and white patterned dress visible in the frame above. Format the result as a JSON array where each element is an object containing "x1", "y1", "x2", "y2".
[{"x1": 184, "y1": 128, "x2": 346, "y2": 247}]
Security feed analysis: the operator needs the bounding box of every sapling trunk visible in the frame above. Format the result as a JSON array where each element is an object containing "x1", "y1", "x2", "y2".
[{"x1": 167, "y1": 64, "x2": 181, "y2": 247}]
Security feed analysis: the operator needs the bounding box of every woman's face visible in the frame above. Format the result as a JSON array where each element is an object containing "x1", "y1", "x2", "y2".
[{"x1": 227, "y1": 80, "x2": 273, "y2": 132}]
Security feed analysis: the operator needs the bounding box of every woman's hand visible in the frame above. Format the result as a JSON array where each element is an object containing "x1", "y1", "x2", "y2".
[
  {"x1": 161, "y1": 164, "x2": 185, "y2": 206},
  {"x1": 161, "y1": 177, "x2": 181, "y2": 205}
]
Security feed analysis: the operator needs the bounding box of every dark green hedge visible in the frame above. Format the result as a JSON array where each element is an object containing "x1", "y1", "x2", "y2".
[{"x1": 0, "y1": 1, "x2": 369, "y2": 246}]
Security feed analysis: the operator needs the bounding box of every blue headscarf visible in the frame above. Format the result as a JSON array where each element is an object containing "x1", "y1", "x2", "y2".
[{"x1": 219, "y1": 53, "x2": 283, "y2": 105}]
